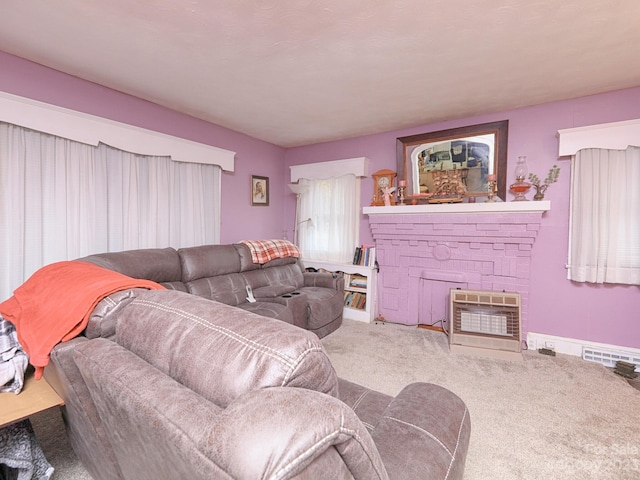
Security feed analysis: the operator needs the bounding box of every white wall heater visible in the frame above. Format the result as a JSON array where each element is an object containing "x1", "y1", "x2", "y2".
[{"x1": 449, "y1": 289, "x2": 522, "y2": 360}]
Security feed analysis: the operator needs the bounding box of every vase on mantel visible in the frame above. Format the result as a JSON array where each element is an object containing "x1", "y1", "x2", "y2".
[
  {"x1": 533, "y1": 185, "x2": 546, "y2": 201},
  {"x1": 509, "y1": 156, "x2": 531, "y2": 201}
]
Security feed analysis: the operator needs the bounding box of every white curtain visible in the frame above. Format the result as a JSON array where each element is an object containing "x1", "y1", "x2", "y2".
[
  {"x1": 0, "y1": 122, "x2": 221, "y2": 301},
  {"x1": 298, "y1": 174, "x2": 358, "y2": 263},
  {"x1": 568, "y1": 146, "x2": 640, "y2": 284}
]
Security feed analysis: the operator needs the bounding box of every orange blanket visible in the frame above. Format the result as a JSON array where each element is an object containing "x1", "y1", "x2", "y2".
[{"x1": 0, "y1": 261, "x2": 165, "y2": 379}]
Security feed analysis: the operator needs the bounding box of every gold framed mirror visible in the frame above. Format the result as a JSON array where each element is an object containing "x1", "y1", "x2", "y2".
[{"x1": 396, "y1": 120, "x2": 509, "y2": 202}]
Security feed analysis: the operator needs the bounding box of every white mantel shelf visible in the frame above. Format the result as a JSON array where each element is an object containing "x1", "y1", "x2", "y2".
[{"x1": 363, "y1": 200, "x2": 550, "y2": 215}]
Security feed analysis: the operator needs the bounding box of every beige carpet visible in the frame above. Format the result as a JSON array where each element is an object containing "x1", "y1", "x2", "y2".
[
  {"x1": 321, "y1": 319, "x2": 640, "y2": 480},
  {"x1": 31, "y1": 318, "x2": 640, "y2": 479}
]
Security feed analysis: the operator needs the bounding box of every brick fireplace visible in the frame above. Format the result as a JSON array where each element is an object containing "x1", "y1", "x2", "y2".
[{"x1": 363, "y1": 202, "x2": 550, "y2": 332}]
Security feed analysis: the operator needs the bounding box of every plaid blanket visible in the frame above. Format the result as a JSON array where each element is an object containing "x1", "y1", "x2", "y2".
[{"x1": 240, "y1": 239, "x2": 301, "y2": 264}]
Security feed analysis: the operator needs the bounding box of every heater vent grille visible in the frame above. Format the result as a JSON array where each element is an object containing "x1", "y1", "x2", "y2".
[
  {"x1": 582, "y1": 347, "x2": 640, "y2": 372},
  {"x1": 450, "y1": 289, "x2": 521, "y2": 353}
]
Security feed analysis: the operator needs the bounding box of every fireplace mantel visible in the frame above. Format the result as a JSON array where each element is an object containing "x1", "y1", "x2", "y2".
[{"x1": 363, "y1": 200, "x2": 550, "y2": 215}]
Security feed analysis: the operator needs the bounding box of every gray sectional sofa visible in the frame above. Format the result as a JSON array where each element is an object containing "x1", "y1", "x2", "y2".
[
  {"x1": 39, "y1": 243, "x2": 470, "y2": 479},
  {"x1": 78, "y1": 242, "x2": 345, "y2": 338},
  {"x1": 45, "y1": 289, "x2": 470, "y2": 480}
]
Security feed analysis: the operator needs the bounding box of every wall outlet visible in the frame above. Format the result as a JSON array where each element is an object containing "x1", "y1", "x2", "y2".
[
  {"x1": 545, "y1": 341, "x2": 556, "y2": 350},
  {"x1": 528, "y1": 338, "x2": 536, "y2": 350}
]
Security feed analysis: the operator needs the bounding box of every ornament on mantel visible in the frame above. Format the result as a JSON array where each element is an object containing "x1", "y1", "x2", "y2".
[
  {"x1": 509, "y1": 156, "x2": 532, "y2": 201},
  {"x1": 528, "y1": 165, "x2": 560, "y2": 201}
]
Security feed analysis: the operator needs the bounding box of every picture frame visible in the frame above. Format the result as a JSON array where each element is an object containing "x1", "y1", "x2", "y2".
[{"x1": 251, "y1": 175, "x2": 269, "y2": 206}]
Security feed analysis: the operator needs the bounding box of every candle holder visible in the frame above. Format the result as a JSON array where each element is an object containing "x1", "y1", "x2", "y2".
[{"x1": 397, "y1": 185, "x2": 406, "y2": 205}]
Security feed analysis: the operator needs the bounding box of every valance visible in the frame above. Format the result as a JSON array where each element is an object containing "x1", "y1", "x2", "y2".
[{"x1": 0, "y1": 91, "x2": 235, "y2": 170}]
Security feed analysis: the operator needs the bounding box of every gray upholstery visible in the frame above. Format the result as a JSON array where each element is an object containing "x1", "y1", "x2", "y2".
[
  {"x1": 52, "y1": 289, "x2": 470, "y2": 479},
  {"x1": 80, "y1": 243, "x2": 344, "y2": 338},
  {"x1": 78, "y1": 247, "x2": 182, "y2": 285},
  {"x1": 116, "y1": 291, "x2": 339, "y2": 404},
  {"x1": 43, "y1": 246, "x2": 470, "y2": 479}
]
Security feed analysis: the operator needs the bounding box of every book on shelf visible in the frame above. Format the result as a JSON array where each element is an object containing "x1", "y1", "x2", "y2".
[{"x1": 352, "y1": 245, "x2": 376, "y2": 267}]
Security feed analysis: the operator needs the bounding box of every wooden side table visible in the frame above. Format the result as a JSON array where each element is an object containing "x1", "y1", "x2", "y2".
[{"x1": 0, "y1": 370, "x2": 64, "y2": 428}]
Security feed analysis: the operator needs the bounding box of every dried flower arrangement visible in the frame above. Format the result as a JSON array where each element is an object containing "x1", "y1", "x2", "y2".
[{"x1": 528, "y1": 165, "x2": 560, "y2": 200}]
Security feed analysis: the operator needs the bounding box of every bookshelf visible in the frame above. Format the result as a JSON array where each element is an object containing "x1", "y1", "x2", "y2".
[{"x1": 302, "y1": 260, "x2": 377, "y2": 323}]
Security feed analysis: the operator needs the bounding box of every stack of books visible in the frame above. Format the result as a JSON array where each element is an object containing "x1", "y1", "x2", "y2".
[{"x1": 352, "y1": 245, "x2": 376, "y2": 267}]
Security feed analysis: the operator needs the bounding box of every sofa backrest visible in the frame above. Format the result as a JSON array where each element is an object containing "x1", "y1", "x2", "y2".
[
  {"x1": 178, "y1": 244, "x2": 241, "y2": 279},
  {"x1": 178, "y1": 244, "x2": 250, "y2": 304},
  {"x1": 115, "y1": 289, "x2": 339, "y2": 407},
  {"x1": 77, "y1": 247, "x2": 185, "y2": 291},
  {"x1": 233, "y1": 243, "x2": 262, "y2": 272}
]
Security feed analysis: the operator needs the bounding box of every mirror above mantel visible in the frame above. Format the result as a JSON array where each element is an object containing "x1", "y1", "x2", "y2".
[{"x1": 396, "y1": 120, "x2": 509, "y2": 202}]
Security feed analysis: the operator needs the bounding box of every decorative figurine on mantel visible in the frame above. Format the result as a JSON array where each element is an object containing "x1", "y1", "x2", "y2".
[
  {"x1": 427, "y1": 168, "x2": 466, "y2": 204},
  {"x1": 485, "y1": 174, "x2": 497, "y2": 202}
]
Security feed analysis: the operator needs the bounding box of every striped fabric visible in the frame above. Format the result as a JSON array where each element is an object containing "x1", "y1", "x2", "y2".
[{"x1": 0, "y1": 315, "x2": 28, "y2": 394}]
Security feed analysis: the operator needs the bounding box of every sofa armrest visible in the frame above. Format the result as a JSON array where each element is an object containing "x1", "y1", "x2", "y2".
[
  {"x1": 303, "y1": 271, "x2": 344, "y2": 291},
  {"x1": 370, "y1": 382, "x2": 471, "y2": 480},
  {"x1": 220, "y1": 387, "x2": 389, "y2": 480}
]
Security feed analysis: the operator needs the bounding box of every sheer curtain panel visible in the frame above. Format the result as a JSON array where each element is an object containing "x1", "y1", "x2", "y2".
[
  {"x1": 568, "y1": 146, "x2": 640, "y2": 285},
  {"x1": 298, "y1": 174, "x2": 358, "y2": 263},
  {"x1": 0, "y1": 122, "x2": 221, "y2": 301}
]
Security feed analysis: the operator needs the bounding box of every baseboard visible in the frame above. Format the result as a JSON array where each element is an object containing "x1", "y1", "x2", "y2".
[{"x1": 526, "y1": 332, "x2": 640, "y2": 372}]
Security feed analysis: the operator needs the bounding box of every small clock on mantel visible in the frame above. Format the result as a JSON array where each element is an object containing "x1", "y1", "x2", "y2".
[{"x1": 371, "y1": 169, "x2": 397, "y2": 206}]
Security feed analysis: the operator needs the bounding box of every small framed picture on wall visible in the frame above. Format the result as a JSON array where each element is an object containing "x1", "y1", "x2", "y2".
[{"x1": 251, "y1": 175, "x2": 269, "y2": 206}]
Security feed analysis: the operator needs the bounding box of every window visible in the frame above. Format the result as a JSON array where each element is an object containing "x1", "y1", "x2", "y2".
[
  {"x1": 558, "y1": 119, "x2": 640, "y2": 286},
  {"x1": 298, "y1": 174, "x2": 359, "y2": 263},
  {"x1": 290, "y1": 157, "x2": 368, "y2": 263},
  {"x1": 567, "y1": 146, "x2": 640, "y2": 284}
]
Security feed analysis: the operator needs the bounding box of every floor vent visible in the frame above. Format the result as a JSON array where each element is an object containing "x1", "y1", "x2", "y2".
[
  {"x1": 450, "y1": 289, "x2": 521, "y2": 358},
  {"x1": 582, "y1": 347, "x2": 640, "y2": 372}
]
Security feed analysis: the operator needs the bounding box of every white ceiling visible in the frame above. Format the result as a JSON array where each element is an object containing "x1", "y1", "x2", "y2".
[{"x1": 2, "y1": 1, "x2": 639, "y2": 147}]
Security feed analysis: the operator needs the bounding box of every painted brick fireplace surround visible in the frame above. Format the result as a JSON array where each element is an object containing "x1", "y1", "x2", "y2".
[{"x1": 363, "y1": 202, "x2": 550, "y2": 333}]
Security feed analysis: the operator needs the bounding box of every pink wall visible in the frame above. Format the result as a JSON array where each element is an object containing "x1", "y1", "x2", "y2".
[
  {"x1": 3, "y1": 50, "x2": 639, "y2": 349},
  {"x1": 0, "y1": 51, "x2": 286, "y2": 244},
  {"x1": 285, "y1": 87, "x2": 640, "y2": 350}
]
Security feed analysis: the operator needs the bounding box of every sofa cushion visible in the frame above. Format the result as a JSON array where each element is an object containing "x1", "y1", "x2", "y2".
[
  {"x1": 237, "y1": 301, "x2": 294, "y2": 325},
  {"x1": 251, "y1": 285, "x2": 296, "y2": 298},
  {"x1": 242, "y1": 263, "x2": 304, "y2": 290},
  {"x1": 115, "y1": 290, "x2": 338, "y2": 408},
  {"x1": 185, "y1": 272, "x2": 248, "y2": 306}
]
